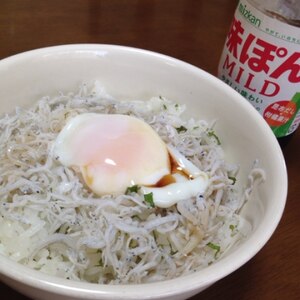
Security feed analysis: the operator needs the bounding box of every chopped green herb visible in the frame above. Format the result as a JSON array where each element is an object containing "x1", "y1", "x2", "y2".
[
  {"x1": 229, "y1": 224, "x2": 238, "y2": 237},
  {"x1": 228, "y1": 176, "x2": 236, "y2": 185},
  {"x1": 229, "y1": 224, "x2": 235, "y2": 231},
  {"x1": 129, "y1": 239, "x2": 138, "y2": 248},
  {"x1": 176, "y1": 125, "x2": 187, "y2": 133},
  {"x1": 207, "y1": 242, "x2": 221, "y2": 258},
  {"x1": 163, "y1": 104, "x2": 167, "y2": 110},
  {"x1": 144, "y1": 192, "x2": 155, "y2": 207},
  {"x1": 207, "y1": 130, "x2": 221, "y2": 145},
  {"x1": 95, "y1": 258, "x2": 103, "y2": 267},
  {"x1": 175, "y1": 103, "x2": 179, "y2": 108},
  {"x1": 125, "y1": 185, "x2": 140, "y2": 194}
]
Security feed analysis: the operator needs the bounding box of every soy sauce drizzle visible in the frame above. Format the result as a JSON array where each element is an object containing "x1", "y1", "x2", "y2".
[{"x1": 154, "y1": 154, "x2": 193, "y2": 187}]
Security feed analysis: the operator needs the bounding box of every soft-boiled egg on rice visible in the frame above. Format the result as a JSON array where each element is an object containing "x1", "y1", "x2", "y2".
[{"x1": 53, "y1": 113, "x2": 209, "y2": 208}]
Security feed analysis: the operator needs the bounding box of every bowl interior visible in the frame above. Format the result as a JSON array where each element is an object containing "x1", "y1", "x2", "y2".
[{"x1": 0, "y1": 44, "x2": 287, "y2": 300}]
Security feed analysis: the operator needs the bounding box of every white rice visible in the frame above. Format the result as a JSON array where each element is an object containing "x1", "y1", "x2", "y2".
[{"x1": 0, "y1": 82, "x2": 265, "y2": 284}]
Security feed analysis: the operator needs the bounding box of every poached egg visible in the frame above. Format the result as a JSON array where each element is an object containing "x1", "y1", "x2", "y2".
[{"x1": 53, "y1": 113, "x2": 209, "y2": 207}]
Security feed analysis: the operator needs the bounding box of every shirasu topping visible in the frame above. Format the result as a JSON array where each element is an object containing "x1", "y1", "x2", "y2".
[{"x1": 0, "y1": 82, "x2": 265, "y2": 284}]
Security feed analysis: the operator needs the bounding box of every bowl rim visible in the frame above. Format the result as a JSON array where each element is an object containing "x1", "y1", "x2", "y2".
[{"x1": 0, "y1": 43, "x2": 288, "y2": 299}]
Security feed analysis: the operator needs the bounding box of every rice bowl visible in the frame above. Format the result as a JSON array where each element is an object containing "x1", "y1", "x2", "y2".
[
  {"x1": 0, "y1": 83, "x2": 265, "y2": 284},
  {"x1": 0, "y1": 44, "x2": 287, "y2": 300}
]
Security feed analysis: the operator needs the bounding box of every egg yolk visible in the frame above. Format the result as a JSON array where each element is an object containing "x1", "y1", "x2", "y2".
[{"x1": 53, "y1": 113, "x2": 170, "y2": 195}]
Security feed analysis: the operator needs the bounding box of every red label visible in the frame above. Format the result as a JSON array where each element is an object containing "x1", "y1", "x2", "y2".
[
  {"x1": 226, "y1": 17, "x2": 300, "y2": 84},
  {"x1": 263, "y1": 101, "x2": 297, "y2": 127}
]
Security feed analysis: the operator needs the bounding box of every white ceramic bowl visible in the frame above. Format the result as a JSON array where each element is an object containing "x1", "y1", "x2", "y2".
[{"x1": 0, "y1": 44, "x2": 287, "y2": 300}]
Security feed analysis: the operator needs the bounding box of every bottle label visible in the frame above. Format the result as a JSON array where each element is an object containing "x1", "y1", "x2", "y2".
[{"x1": 218, "y1": 0, "x2": 300, "y2": 137}]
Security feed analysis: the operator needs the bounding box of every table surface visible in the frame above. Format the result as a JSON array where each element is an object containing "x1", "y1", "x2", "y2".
[{"x1": 0, "y1": 0, "x2": 299, "y2": 299}]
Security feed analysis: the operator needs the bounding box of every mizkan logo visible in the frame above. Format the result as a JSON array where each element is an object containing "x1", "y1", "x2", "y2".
[{"x1": 238, "y1": 1, "x2": 261, "y2": 27}]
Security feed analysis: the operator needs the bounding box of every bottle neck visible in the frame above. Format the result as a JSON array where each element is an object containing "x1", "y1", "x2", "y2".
[{"x1": 246, "y1": 0, "x2": 300, "y2": 27}]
